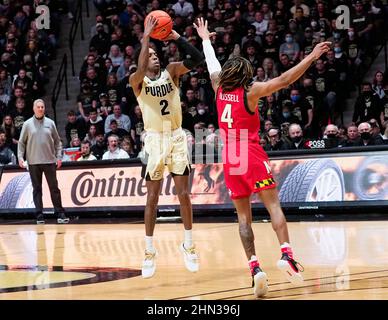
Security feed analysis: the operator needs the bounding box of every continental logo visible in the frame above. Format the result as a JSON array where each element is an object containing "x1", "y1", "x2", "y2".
[{"x1": 71, "y1": 169, "x2": 195, "y2": 206}]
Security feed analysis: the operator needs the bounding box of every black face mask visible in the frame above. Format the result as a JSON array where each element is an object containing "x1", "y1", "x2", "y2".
[
  {"x1": 327, "y1": 133, "x2": 337, "y2": 139},
  {"x1": 363, "y1": 91, "x2": 372, "y2": 97},
  {"x1": 360, "y1": 132, "x2": 371, "y2": 140},
  {"x1": 291, "y1": 136, "x2": 302, "y2": 143}
]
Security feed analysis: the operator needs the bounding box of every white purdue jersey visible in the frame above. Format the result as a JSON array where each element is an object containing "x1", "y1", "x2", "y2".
[{"x1": 137, "y1": 69, "x2": 182, "y2": 132}]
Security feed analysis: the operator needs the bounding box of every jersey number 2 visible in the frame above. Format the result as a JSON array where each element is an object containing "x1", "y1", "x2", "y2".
[
  {"x1": 221, "y1": 103, "x2": 233, "y2": 128},
  {"x1": 160, "y1": 100, "x2": 170, "y2": 116}
]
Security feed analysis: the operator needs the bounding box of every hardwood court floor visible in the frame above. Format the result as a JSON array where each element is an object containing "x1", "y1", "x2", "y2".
[{"x1": 0, "y1": 220, "x2": 388, "y2": 300}]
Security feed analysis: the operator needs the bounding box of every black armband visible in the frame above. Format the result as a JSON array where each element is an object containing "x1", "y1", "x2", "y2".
[{"x1": 175, "y1": 37, "x2": 203, "y2": 69}]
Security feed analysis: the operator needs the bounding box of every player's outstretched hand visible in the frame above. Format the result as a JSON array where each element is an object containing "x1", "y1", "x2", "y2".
[
  {"x1": 311, "y1": 41, "x2": 331, "y2": 61},
  {"x1": 144, "y1": 15, "x2": 158, "y2": 38},
  {"x1": 193, "y1": 17, "x2": 216, "y2": 41}
]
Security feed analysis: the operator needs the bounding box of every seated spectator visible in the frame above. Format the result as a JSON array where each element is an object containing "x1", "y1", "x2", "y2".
[
  {"x1": 91, "y1": 131, "x2": 107, "y2": 160},
  {"x1": 102, "y1": 135, "x2": 130, "y2": 160},
  {"x1": 105, "y1": 119, "x2": 128, "y2": 139},
  {"x1": 277, "y1": 100, "x2": 300, "y2": 125},
  {"x1": 0, "y1": 85, "x2": 10, "y2": 108},
  {"x1": 9, "y1": 97, "x2": 30, "y2": 140},
  {"x1": 105, "y1": 73, "x2": 121, "y2": 105},
  {"x1": 344, "y1": 124, "x2": 360, "y2": 146},
  {"x1": 172, "y1": 0, "x2": 194, "y2": 18},
  {"x1": 264, "y1": 128, "x2": 284, "y2": 151},
  {"x1": 380, "y1": 83, "x2": 388, "y2": 127},
  {"x1": 116, "y1": 55, "x2": 132, "y2": 81},
  {"x1": 281, "y1": 123, "x2": 310, "y2": 150},
  {"x1": 279, "y1": 33, "x2": 300, "y2": 64},
  {"x1": 90, "y1": 14, "x2": 110, "y2": 38},
  {"x1": 371, "y1": 71, "x2": 385, "y2": 100},
  {"x1": 89, "y1": 22, "x2": 111, "y2": 57},
  {"x1": 130, "y1": 105, "x2": 144, "y2": 152},
  {"x1": 70, "y1": 137, "x2": 81, "y2": 149},
  {"x1": 323, "y1": 124, "x2": 346, "y2": 149},
  {"x1": 259, "y1": 134, "x2": 268, "y2": 149},
  {"x1": 289, "y1": 88, "x2": 313, "y2": 133},
  {"x1": 369, "y1": 119, "x2": 384, "y2": 144},
  {"x1": 351, "y1": 0, "x2": 373, "y2": 52},
  {"x1": 108, "y1": 45, "x2": 124, "y2": 72},
  {"x1": 86, "y1": 109, "x2": 104, "y2": 134},
  {"x1": 65, "y1": 110, "x2": 87, "y2": 147},
  {"x1": 352, "y1": 122, "x2": 384, "y2": 146},
  {"x1": 254, "y1": 66, "x2": 268, "y2": 82},
  {"x1": 290, "y1": 0, "x2": 310, "y2": 17},
  {"x1": 121, "y1": 136, "x2": 137, "y2": 158},
  {"x1": 193, "y1": 102, "x2": 212, "y2": 126},
  {"x1": 0, "y1": 133, "x2": 16, "y2": 165},
  {"x1": 352, "y1": 82, "x2": 381, "y2": 124},
  {"x1": 1, "y1": 114, "x2": 17, "y2": 153},
  {"x1": 104, "y1": 104, "x2": 131, "y2": 133},
  {"x1": 97, "y1": 92, "x2": 113, "y2": 119},
  {"x1": 77, "y1": 83, "x2": 97, "y2": 120},
  {"x1": 77, "y1": 140, "x2": 97, "y2": 161},
  {"x1": 85, "y1": 124, "x2": 99, "y2": 146}
]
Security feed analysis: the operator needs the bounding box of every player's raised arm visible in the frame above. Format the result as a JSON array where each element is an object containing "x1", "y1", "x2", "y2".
[
  {"x1": 163, "y1": 30, "x2": 203, "y2": 79},
  {"x1": 193, "y1": 17, "x2": 220, "y2": 92},
  {"x1": 248, "y1": 41, "x2": 331, "y2": 107},
  {"x1": 129, "y1": 15, "x2": 158, "y2": 94}
]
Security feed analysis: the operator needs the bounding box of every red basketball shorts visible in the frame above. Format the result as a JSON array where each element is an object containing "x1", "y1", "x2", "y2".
[{"x1": 223, "y1": 143, "x2": 276, "y2": 200}]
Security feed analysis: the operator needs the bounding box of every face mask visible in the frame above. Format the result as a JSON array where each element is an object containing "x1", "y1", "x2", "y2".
[
  {"x1": 348, "y1": 31, "x2": 354, "y2": 37},
  {"x1": 334, "y1": 47, "x2": 342, "y2": 53},
  {"x1": 282, "y1": 112, "x2": 290, "y2": 118},
  {"x1": 327, "y1": 133, "x2": 337, "y2": 139},
  {"x1": 291, "y1": 136, "x2": 302, "y2": 143},
  {"x1": 311, "y1": 21, "x2": 317, "y2": 27},
  {"x1": 291, "y1": 95, "x2": 300, "y2": 103},
  {"x1": 333, "y1": 32, "x2": 340, "y2": 39},
  {"x1": 363, "y1": 91, "x2": 372, "y2": 97},
  {"x1": 198, "y1": 109, "x2": 205, "y2": 115},
  {"x1": 360, "y1": 132, "x2": 371, "y2": 140},
  {"x1": 286, "y1": 36, "x2": 293, "y2": 43}
]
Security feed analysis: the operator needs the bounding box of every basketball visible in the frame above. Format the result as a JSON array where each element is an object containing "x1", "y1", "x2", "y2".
[{"x1": 144, "y1": 10, "x2": 173, "y2": 40}]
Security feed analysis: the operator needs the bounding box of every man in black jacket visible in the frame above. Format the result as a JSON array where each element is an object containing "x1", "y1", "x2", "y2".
[
  {"x1": 352, "y1": 83, "x2": 381, "y2": 124},
  {"x1": 351, "y1": 122, "x2": 384, "y2": 146},
  {"x1": 280, "y1": 123, "x2": 310, "y2": 150}
]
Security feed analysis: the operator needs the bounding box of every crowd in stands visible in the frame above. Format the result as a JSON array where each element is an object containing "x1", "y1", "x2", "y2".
[
  {"x1": 0, "y1": 0, "x2": 70, "y2": 165},
  {"x1": 2, "y1": 0, "x2": 388, "y2": 165}
]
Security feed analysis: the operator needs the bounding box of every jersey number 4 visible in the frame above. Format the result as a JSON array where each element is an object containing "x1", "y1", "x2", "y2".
[
  {"x1": 221, "y1": 103, "x2": 233, "y2": 128},
  {"x1": 160, "y1": 99, "x2": 170, "y2": 116}
]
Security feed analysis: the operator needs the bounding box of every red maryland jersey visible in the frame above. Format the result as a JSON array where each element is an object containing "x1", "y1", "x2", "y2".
[
  {"x1": 216, "y1": 86, "x2": 260, "y2": 144},
  {"x1": 216, "y1": 86, "x2": 276, "y2": 199}
]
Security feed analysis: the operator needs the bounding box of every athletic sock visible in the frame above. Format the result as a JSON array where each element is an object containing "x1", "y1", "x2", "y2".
[
  {"x1": 184, "y1": 229, "x2": 193, "y2": 249},
  {"x1": 280, "y1": 242, "x2": 294, "y2": 259},
  {"x1": 145, "y1": 236, "x2": 155, "y2": 253}
]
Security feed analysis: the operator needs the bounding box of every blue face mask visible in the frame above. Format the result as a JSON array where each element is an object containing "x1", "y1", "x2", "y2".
[
  {"x1": 334, "y1": 47, "x2": 342, "y2": 53},
  {"x1": 291, "y1": 95, "x2": 300, "y2": 103},
  {"x1": 286, "y1": 36, "x2": 293, "y2": 43},
  {"x1": 282, "y1": 112, "x2": 290, "y2": 118},
  {"x1": 333, "y1": 32, "x2": 341, "y2": 39}
]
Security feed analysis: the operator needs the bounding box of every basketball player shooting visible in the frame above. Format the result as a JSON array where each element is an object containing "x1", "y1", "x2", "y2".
[
  {"x1": 129, "y1": 15, "x2": 203, "y2": 279},
  {"x1": 194, "y1": 17, "x2": 330, "y2": 297}
]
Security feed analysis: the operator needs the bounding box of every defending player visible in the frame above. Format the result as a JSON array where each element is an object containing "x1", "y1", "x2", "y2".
[
  {"x1": 129, "y1": 16, "x2": 203, "y2": 279},
  {"x1": 194, "y1": 17, "x2": 330, "y2": 297}
]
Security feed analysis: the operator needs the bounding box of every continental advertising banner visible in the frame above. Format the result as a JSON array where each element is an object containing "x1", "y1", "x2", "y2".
[{"x1": 0, "y1": 151, "x2": 387, "y2": 212}]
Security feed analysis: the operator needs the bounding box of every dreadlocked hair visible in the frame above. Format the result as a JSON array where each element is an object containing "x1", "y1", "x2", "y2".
[{"x1": 218, "y1": 56, "x2": 254, "y2": 92}]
